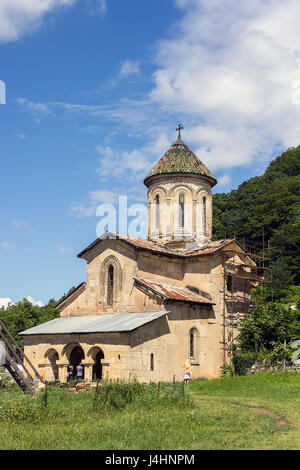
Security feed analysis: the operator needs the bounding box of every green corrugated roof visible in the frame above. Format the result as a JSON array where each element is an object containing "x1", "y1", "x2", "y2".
[
  {"x1": 19, "y1": 311, "x2": 168, "y2": 335},
  {"x1": 144, "y1": 138, "x2": 217, "y2": 187}
]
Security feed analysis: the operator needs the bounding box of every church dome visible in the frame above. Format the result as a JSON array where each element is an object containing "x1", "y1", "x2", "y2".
[{"x1": 144, "y1": 137, "x2": 217, "y2": 188}]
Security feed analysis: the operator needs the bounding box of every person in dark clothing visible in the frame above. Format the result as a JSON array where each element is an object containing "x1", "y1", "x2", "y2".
[{"x1": 67, "y1": 364, "x2": 74, "y2": 382}]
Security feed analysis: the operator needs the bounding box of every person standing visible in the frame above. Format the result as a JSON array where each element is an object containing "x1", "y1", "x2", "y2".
[
  {"x1": 183, "y1": 359, "x2": 191, "y2": 384},
  {"x1": 67, "y1": 364, "x2": 74, "y2": 382},
  {"x1": 76, "y1": 363, "x2": 84, "y2": 381}
]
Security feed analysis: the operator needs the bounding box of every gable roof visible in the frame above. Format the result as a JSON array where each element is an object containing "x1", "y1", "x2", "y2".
[
  {"x1": 144, "y1": 138, "x2": 217, "y2": 187},
  {"x1": 55, "y1": 282, "x2": 86, "y2": 309},
  {"x1": 134, "y1": 277, "x2": 215, "y2": 305},
  {"x1": 19, "y1": 311, "x2": 168, "y2": 336},
  {"x1": 77, "y1": 231, "x2": 235, "y2": 260}
]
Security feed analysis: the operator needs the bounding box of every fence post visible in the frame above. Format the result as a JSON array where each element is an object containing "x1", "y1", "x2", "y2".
[
  {"x1": 157, "y1": 381, "x2": 161, "y2": 399},
  {"x1": 44, "y1": 385, "x2": 48, "y2": 408},
  {"x1": 93, "y1": 380, "x2": 100, "y2": 411}
]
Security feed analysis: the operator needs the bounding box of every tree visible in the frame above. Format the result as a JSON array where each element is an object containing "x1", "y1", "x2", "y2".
[
  {"x1": 237, "y1": 302, "x2": 298, "y2": 353},
  {"x1": 0, "y1": 298, "x2": 59, "y2": 348},
  {"x1": 212, "y1": 145, "x2": 300, "y2": 298}
]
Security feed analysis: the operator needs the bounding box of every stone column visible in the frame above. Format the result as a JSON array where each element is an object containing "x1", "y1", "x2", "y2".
[
  {"x1": 192, "y1": 199, "x2": 197, "y2": 238},
  {"x1": 82, "y1": 360, "x2": 94, "y2": 382},
  {"x1": 57, "y1": 361, "x2": 68, "y2": 383}
]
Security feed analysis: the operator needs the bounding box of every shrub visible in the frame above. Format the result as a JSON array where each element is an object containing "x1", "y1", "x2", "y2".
[
  {"x1": 232, "y1": 352, "x2": 257, "y2": 375},
  {"x1": 0, "y1": 393, "x2": 42, "y2": 423},
  {"x1": 93, "y1": 380, "x2": 192, "y2": 412},
  {"x1": 220, "y1": 362, "x2": 234, "y2": 377}
]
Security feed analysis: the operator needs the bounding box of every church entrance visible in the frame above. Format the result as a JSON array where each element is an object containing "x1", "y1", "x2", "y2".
[
  {"x1": 92, "y1": 349, "x2": 104, "y2": 380},
  {"x1": 69, "y1": 345, "x2": 85, "y2": 378}
]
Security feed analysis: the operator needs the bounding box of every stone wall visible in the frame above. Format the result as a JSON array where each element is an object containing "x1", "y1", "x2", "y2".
[
  {"x1": 147, "y1": 174, "x2": 213, "y2": 244},
  {"x1": 24, "y1": 239, "x2": 251, "y2": 382},
  {"x1": 23, "y1": 302, "x2": 223, "y2": 383}
]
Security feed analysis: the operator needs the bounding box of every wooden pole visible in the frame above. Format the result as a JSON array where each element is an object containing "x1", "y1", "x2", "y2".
[
  {"x1": 93, "y1": 379, "x2": 100, "y2": 410},
  {"x1": 157, "y1": 381, "x2": 161, "y2": 399},
  {"x1": 44, "y1": 385, "x2": 48, "y2": 408}
]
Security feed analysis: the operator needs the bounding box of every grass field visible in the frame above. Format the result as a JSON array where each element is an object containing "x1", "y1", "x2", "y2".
[{"x1": 0, "y1": 372, "x2": 299, "y2": 450}]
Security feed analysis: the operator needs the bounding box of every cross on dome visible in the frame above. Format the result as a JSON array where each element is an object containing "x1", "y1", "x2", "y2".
[{"x1": 176, "y1": 124, "x2": 183, "y2": 140}]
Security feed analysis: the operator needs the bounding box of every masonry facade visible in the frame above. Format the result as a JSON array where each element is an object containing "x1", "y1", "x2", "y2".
[{"x1": 21, "y1": 134, "x2": 252, "y2": 383}]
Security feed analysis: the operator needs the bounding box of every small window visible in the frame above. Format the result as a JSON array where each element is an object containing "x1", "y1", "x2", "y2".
[
  {"x1": 150, "y1": 353, "x2": 154, "y2": 371},
  {"x1": 189, "y1": 330, "x2": 195, "y2": 358},
  {"x1": 203, "y1": 196, "x2": 207, "y2": 232},
  {"x1": 155, "y1": 194, "x2": 160, "y2": 230},
  {"x1": 179, "y1": 193, "x2": 185, "y2": 228},
  {"x1": 227, "y1": 275, "x2": 232, "y2": 292},
  {"x1": 107, "y1": 264, "x2": 114, "y2": 306}
]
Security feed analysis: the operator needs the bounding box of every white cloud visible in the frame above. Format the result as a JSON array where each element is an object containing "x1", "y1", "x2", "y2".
[
  {"x1": 120, "y1": 59, "x2": 140, "y2": 77},
  {"x1": 217, "y1": 174, "x2": 231, "y2": 188},
  {"x1": 69, "y1": 189, "x2": 118, "y2": 218},
  {"x1": 0, "y1": 0, "x2": 76, "y2": 42},
  {"x1": 86, "y1": 0, "x2": 107, "y2": 17},
  {"x1": 10, "y1": 220, "x2": 32, "y2": 231},
  {"x1": 95, "y1": 0, "x2": 107, "y2": 17},
  {"x1": 150, "y1": 0, "x2": 300, "y2": 170},
  {"x1": 69, "y1": 201, "x2": 96, "y2": 218},
  {"x1": 17, "y1": 97, "x2": 52, "y2": 115},
  {"x1": 1, "y1": 241, "x2": 15, "y2": 249},
  {"x1": 55, "y1": 245, "x2": 73, "y2": 253},
  {"x1": 89, "y1": 189, "x2": 118, "y2": 204},
  {"x1": 96, "y1": 133, "x2": 170, "y2": 183},
  {"x1": 0, "y1": 298, "x2": 15, "y2": 309},
  {"x1": 17, "y1": 0, "x2": 300, "y2": 184},
  {"x1": 26, "y1": 295, "x2": 44, "y2": 307}
]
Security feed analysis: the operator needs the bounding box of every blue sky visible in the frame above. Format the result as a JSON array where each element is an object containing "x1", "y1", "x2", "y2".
[{"x1": 1, "y1": 0, "x2": 300, "y2": 305}]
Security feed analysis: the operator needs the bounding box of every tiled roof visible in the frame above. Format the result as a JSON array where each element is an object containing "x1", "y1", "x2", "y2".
[
  {"x1": 134, "y1": 277, "x2": 215, "y2": 305},
  {"x1": 144, "y1": 138, "x2": 217, "y2": 187},
  {"x1": 19, "y1": 311, "x2": 169, "y2": 336},
  {"x1": 77, "y1": 231, "x2": 235, "y2": 259}
]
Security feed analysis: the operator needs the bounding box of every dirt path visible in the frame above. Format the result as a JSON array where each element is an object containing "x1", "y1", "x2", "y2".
[{"x1": 231, "y1": 403, "x2": 288, "y2": 428}]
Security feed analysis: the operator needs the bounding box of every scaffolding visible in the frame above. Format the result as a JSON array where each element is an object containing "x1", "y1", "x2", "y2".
[{"x1": 221, "y1": 229, "x2": 274, "y2": 362}]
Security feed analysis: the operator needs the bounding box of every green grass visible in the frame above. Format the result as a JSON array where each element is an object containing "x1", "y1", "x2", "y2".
[{"x1": 0, "y1": 372, "x2": 299, "y2": 450}]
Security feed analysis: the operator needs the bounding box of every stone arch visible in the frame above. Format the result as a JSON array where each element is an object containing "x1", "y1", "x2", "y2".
[
  {"x1": 61, "y1": 342, "x2": 85, "y2": 362},
  {"x1": 100, "y1": 255, "x2": 122, "y2": 308},
  {"x1": 168, "y1": 183, "x2": 193, "y2": 199},
  {"x1": 149, "y1": 185, "x2": 167, "y2": 203},
  {"x1": 44, "y1": 348, "x2": 59, "y2": 382},
  {"x1": 196, "y1": 188, "x2": 212, "y2": 238},
  {"x1": 87, "y1": 346, "x2": 105, "y2": 380},
  {"x1": 148, "y1": 186, "x2": 168, "y2": 239},
  {"x1": 44, "y1": 347, "x2": 59, "y2": 360},
  {"x1": 170, "y1": 185, "x2": 193, "y2": 237}
]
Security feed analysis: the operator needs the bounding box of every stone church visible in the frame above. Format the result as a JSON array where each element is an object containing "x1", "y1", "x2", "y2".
[{"x1": 20, "y1": 129, "x2": 252, "y2": 383}]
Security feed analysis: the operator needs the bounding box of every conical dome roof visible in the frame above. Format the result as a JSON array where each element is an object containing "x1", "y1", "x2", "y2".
[{"x1": 144, "y1": 137, "x2": 217, "y2": 187}]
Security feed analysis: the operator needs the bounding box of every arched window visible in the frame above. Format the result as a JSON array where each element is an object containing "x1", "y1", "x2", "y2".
[
  {"x1": 107, "y1": 264, "x2": 114, "y2": 306},
  {"x1": 150, "y1": 353, "x2": 154, "y2": 371},
  {"x1": 101, "y1": 256, "x2": 122, "y2": 309},
  {"x1": 179, "y1": 193, "x2": 185, "y2": 228},
  {"x1": 189, "y1": 328, "x2": 198, "y2": 358},
  {"x1": 202, "y1": 196, "x2": 207, "y2": 232},
  {"x1": 155, "y1": 194, "x2": 160, "y2": 230}
]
